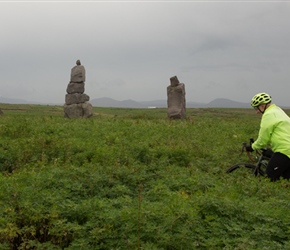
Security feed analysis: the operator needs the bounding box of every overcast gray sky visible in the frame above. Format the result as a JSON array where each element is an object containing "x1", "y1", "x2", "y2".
[{"x1": 1, "y1": 0, "x2": 290, "y2": 105}]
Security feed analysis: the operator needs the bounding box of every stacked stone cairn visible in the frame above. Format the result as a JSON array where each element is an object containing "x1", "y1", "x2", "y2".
[
  {"x1": 167, "y1": 76, "x2": 186, "y2": 119},
  {"x1": 64, "y1": 60, "x2": 93, "y2": 118}
]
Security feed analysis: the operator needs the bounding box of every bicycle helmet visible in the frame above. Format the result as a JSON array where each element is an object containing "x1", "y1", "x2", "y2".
[{"x1": 251, "y1": 92, "x2": 272, "y2": 107}]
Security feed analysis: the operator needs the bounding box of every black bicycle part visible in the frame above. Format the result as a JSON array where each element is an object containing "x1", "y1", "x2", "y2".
[
  {"x1": 226, "y1": 162, "x2": 266, "y2": 176},
  {"x1": 227, "y1": 138, "x2": 270, "y2": 177},
  {"x1": 261, "y1": 148, "x2": 273, "y2": 158}
]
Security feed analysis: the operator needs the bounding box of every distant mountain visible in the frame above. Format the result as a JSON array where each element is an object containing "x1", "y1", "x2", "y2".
[
  {"x1": 90, "y1": 97, "x2": 147, "y2": 108},
  {"x1": 139, "y1": 100, "x2": 167, "y2": 107},
  {"x1": 90, "y1": 97, "x2": 250, "y2": 108},
  {"x1": 0, "y1": 96, "x2": 28, "y2": 104},
  {"x1": 0, "y1": 96, "x2": 251, "y2": 108},
  {"x1": 205, "y1": 98, "x2": 250, "y2": 108}
]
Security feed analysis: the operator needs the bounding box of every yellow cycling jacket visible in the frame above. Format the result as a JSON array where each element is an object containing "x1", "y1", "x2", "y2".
[{"x1": 252, "y1": 104, "x2": 290, "y2": 158}]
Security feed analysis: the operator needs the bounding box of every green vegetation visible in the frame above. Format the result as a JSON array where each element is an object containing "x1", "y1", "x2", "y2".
[{"x1": 1, "y1": 104, "x2": 290, "y2": 249}]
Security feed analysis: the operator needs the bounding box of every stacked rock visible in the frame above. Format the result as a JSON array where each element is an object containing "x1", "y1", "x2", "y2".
[
  {"x1": 167, "y1": 76, "x2": 186, "y2": 119},
  {"x1": 64, "y1": 60, "x2": 93, "y2": 118}
]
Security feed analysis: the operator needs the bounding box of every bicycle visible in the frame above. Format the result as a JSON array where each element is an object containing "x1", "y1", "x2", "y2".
[{"x1": 226, "y1": 138, "x2": 273, "y2": 176}]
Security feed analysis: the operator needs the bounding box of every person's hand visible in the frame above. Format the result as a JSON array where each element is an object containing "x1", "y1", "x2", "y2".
[
  {"x1": 245, "y1": 145, "x2": 254, "y2": 152},
  {"x1": 262, "y1": 148, "x2": 273, "y2": 158}
]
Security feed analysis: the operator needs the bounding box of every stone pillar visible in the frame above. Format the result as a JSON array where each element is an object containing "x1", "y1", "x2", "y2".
[
  {"x1": 64, "y1": 60, "x2": 93, "y2": 118},
  {"x1": 167, "y1": 76, "x2": 186, "y2": 119}
]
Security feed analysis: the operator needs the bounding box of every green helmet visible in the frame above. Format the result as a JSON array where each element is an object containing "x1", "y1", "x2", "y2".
[{"x1": 251, "y1": 92, "x2": 272, "y2": 107}]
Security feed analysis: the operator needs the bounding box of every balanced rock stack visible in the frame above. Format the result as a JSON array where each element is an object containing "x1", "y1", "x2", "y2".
[
  {"x1": 64, "y1": 60, "x2": 93, "y2": 118},
  {"x1": 167, "y1": 76, "x2": 186, "y2": 119}
]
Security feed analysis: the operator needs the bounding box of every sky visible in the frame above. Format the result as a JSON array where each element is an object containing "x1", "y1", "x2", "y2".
[{"x1": 1, "y1": 0, "x2": 290, "y2": 106}]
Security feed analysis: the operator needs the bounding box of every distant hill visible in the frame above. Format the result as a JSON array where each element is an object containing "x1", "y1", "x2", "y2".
[
  {"x1": 90, "y1": 97, "x2": 146, "y2": 108},
  {"x1": 0, "y1": 96, "x2": 252, "y2": 108},
  {"x1": 90, "y1": 97, "x2": 250, "y2": 108},
  {"x1": 205, "y1": 98, "x2": 250, "y2": 108},
  {"x1": 0, "y1": 96, "x2": 28, "y2": 104}
]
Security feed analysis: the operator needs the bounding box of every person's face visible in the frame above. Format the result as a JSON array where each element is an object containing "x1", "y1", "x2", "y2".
[{"x1": 254, "y1": 104, "x2": 266, "y2": 115}]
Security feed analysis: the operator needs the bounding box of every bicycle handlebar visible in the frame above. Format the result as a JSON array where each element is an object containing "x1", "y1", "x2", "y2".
[
  {"x1": 241, "y1": 141, "x2": 256, "y2": 163},
  {"x1": 241, "y1": 138, "x2": 273, "y2": 162}
]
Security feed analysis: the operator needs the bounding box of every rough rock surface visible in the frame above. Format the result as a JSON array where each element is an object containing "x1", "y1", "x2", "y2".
[
  {"x1": 64, "y1": 60, "x2": 93, "y2": 118},
  {"x1": 66, "y1": 82, "x2": 85, "y2": 94},
  {"x1": 70, "y1": 61, "x2": 86, "y2": 83},
  {"x1": 167, "y1": 76, "x2": 186, "y2": 119},
  {"x1": 64, "y1": 102, "x2": 93, "y2": 118},
  {"x1": 65, "y1": 93, "x2": 89, "y2": 105}
]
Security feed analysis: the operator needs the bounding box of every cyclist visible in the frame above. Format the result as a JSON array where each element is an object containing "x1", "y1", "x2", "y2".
[{"x1": 246, "y1": 92, "x2": 290, "y2": 181}]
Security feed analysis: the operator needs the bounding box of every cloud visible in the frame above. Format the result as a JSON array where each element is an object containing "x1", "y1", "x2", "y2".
[{"x1": 1, "y1": 1, "x2": 290, "y2": 106}]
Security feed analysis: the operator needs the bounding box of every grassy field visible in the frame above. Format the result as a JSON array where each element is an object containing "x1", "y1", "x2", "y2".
[{"x1": 0, "y1": 104, "x2": 290, "y2": 249}]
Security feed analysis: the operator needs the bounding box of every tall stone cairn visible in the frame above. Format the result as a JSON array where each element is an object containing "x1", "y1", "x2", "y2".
[
  {"x1": 167, "y1": 76, "x2": 186, "y2": 119},
  {"x1": 64, "y1": 60, "x2": 93, "y2": 118}
]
